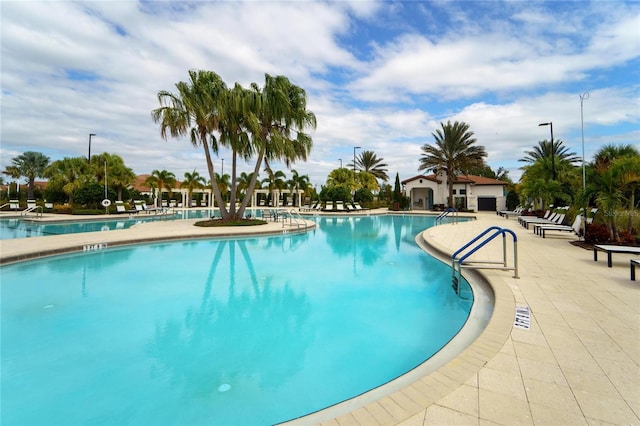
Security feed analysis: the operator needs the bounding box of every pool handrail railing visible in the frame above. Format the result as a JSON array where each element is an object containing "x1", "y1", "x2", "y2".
[{"x1": 451, "y1": 225, "x2": 519, "y2": 296}]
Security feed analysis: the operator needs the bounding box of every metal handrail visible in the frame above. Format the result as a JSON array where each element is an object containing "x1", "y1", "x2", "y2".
[
  {"x1": 436, "y1": 207, "x2": 458, "y2": 224},
  {"x1": 20, "y1": 205, "x2": 44, "y2": 218},
  {"x1": 282, "y1": 209, "x2": 305, "y2": 230},
  {"x1": 451, "y1": 226, "x2": 519, "y2": 297}
]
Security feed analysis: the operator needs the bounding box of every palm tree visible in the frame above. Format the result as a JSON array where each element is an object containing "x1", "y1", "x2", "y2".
[
  {"x1": 152, "y1": 70, "x2": 229, "y2": 215},
  {"x1": 152, "y1": 71, "x2": 316, "y2": 221},
  {"x1": 145, "y1": 169, "x2": 176, "y2": 207},
  {"x1": 181, "y1": 170, "x2": 206, "y2": 207},
  {"x1": 519, "y1": 140, "x2": 581, "y2": 165},
  {"x1": 287, "y1": 169, "x2": 310, "y2": 206},
  {"x1": 44, "y1": 157, "x2": 91, "y2": 204},
  {"x1": 350, "y1": 150, "x2": 389, "y2": 182},
  {"x1": 90, "y1": 153, "x2": 135, "y2": 201},
  {"x1": 419, "y1": 121, "x2": 487, "y2": 208},
  {"x1": 235, "y1": 74, "x2": 316, "y2": 218},
  {"x1": 588, "y1": 144, "x2": 640, "y2": 240},
  {"x1": 3, "y1": 151, "x2": 50, "y2": 199}
]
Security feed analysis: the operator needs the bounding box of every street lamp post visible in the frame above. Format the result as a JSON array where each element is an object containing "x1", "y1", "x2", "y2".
[
  {"x1": 339, "y1": 159, "x2": 342, "y2": 168},
  {"x1": 538, "y1": 122, "x2": 554, "y2": 180},
  {"x1": 221, "y1": 158, "x2": 224, "y2": 177},
  {"x1": 580, "y1": 92, "x2": 589, "y2": 191},
  {"x1": 353, "y1": 146, "x2": 360, "y2": 188},
  {"x1": 88, "y1": 133, "x2": 96, "y2": 162}
]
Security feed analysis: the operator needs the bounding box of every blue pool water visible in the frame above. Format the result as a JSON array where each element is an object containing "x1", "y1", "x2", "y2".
[
  {"x1": 0, "y1": 215, "x2": 472, "y2": 425},
  {"x1": 0, "y1": 209, "x2": 233, "y2": 240}
]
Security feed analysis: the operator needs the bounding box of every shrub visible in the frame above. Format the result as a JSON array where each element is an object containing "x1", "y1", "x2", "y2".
[
  {"x1": 52, "y1": 204, "x2": 73, "y2": 214},
  {"x1": 584, "y1": 223, "x2": 610, "y2": 244}
]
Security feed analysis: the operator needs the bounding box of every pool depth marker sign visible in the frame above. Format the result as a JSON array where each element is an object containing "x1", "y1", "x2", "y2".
[{"x1": 514, "y1": 305, "x2": 531, "y2": 330}]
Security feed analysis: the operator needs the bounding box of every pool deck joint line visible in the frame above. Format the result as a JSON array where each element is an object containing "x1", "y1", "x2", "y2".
[{"x1": 1, "y1": 210, "x2": 638, "y2": 425}]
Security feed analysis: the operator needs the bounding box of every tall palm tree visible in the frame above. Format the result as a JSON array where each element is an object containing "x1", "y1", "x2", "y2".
[
  {"x1": 519, "y1": 140, "x2": 581, "y2": 165},
  {"x1": 236, "y1": 74, "x2": 316, "y2": 218},
  {"x1": 181, "y1": 170, "x2": 206, "y2": 207},
  {"x1": 152, "y1": 71, "x2": 316, "y2": 220},
  {"x1": 350, "y1": 150, "x2": 389, "y2": 182},
  {"x1": 152, "y1": 70, "x2": 229, "y2": 215},
  {"x1": 419, "y1": 121, "x2": 487, "y2": 208},
  {"x1": 3, "y1": 151, "x2": 50, "y2": 199},
  {"x1": 145, "y1": 169, "x2": 176, "y2": 207}
]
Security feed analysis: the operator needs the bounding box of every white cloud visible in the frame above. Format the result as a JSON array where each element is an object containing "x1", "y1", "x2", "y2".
[{"x1": 1, "y1": 1, "x2": 638, "y2": 191}]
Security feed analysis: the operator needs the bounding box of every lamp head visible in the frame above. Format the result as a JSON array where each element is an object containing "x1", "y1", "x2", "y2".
[
  {"x1": 90, "y1": 133, "x2": 96, "y2": 136},
  {"x1": 538, "y1": 123, "x2": 550, "y2": 127}
]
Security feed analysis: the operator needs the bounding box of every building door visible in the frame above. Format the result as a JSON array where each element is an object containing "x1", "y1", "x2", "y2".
[{"x1": 477, "y1": 197, "x2": 497, "y2": 211}]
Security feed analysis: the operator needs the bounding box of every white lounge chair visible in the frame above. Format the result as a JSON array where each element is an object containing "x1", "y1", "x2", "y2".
[
  {"x1": 335, "y1": 201, "x2": 346, "y2": 211},
  {"x1": 520, "y1": 213, "x2": 565, "y2": 229},
  {"x1": 9, "y1": 200, "x2": 20, "y2": 210},
  {"x1": 115, "y1": 201, "x2": 137, "y2": 214},
  {"x1": 351, "y1": 202, "x2": 364, "y2": 211},
  {"x1": 534, "y1": 215, "x2": 583, "y2": 238},
  {"x1": 324, "y1": 201, "x2": 334, "y2": 211}
]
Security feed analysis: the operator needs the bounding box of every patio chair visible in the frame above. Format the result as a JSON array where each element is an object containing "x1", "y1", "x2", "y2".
[
  {"x1": 114, "y1": 201, "x2": 137, "y2": 214},
  {"x1": 323, "y1": 201, "x2": 334, "y2": 211},
  {"x1": 335, "y1": 201, "x2": 346, "y2": 211},
  {"x1": 593, "y1": 245, "x2": 640, "y2": 268},
  {"x1": 9, "y1": 200, "x2": 20, "y2": 211},
  {"x1": 351, "y1": 202, "x2": 364, "y2": 211},
  {"x1": 534, "y1": 215, "x2": 583, "y2": 238}
]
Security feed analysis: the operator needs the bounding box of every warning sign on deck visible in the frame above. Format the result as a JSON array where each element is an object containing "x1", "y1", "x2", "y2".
[{"x1": 514, "y1": 305, "x2": 531, "y2": 330}]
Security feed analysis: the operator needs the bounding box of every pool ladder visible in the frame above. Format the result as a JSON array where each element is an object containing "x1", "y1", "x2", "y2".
[
  {"x1": 451, "y1": 226, "x2": 519, "y2": 296},
  {"x1": 435, "y1": 207, "x2": 458, "y2": 224}
]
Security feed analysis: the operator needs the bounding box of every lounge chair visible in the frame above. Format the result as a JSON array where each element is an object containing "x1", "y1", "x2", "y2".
[
  {"x1": 518, "y1": 210, "x2": 551, "y2": 226},
  {"x1": 593, "y1": 245, "x2": 640, "y2": 267},
  {"x1": 323, "y1": 201, "x2": 334, "y2": 211},
  {"x1": 27, "y1": 199, "x2": 36, "y2": 209},
  {"x1": 351, "y1": 202, "x2": 364, "y2": 211},
  {"x1": 631, "y1": 259, "x2": 639, "y2": 281},
  {"x1": 499, "y1": 206, "x2": 523, "y2": 218},
  {"x1": 534, "y1": 215, "x2": 583, "y2": 238},
  {"x1": 114, "y1": 201, "x2": 137, "y2": 214},
  {"x1": 521, "y1": 213, "x2": 565, "y2": 230},
  {"x1": 335, "y1": 201, "x2": 346, "y2": 211},
  {"x1": 9, "y1": 200, "x2": 20, "y2": 211}
]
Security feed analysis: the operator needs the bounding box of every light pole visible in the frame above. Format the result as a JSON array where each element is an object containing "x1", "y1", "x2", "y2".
[
  {"x1": 353, "y1": 146, "x2": 360, "y2": 189},
  {"x1": 580, "y1": 92, "x2": 589, "y2": 191},
  {"x1": 221, "y1": 158, "x2": 224, "y2": 177},
  {"x1": 538, "y1": 122, "x2": 554, "y2": 180},
  {"x1": 88, "y1": 133, "x2": 96, "y2": 162},
  {"x1": 339, "y1": 159, "x2": 342, "y2": 168}
]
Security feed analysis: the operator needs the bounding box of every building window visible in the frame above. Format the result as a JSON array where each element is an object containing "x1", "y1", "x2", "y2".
[
  {"x1": 459, "y1": 189, "x2": 467, "y2": 195},
  {"x1": 453, "y1": 189, "x2": 457, "y2": 195}
]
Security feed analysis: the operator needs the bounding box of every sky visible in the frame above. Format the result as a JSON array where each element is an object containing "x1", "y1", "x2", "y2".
[{"x1": 1, "y1": 0, "x2": 639, "y2": 189}]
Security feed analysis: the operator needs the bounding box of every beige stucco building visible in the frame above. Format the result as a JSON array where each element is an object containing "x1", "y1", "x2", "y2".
[{"x1": 402, "y1": 170, "x2": 508, "y2": 212}]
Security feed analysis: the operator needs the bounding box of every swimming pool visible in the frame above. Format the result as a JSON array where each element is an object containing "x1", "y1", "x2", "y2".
[
  {"x1": 0, "y1": 214, "x2": 473, "y2": 425},
  {"x1": 0, "y1": 209, "x2": 234, "y2": 240}
]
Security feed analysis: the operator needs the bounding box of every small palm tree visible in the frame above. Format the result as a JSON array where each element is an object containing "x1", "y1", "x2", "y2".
[
  {"x1": 181, "y1": 170, "x2": 206, "y2": 207},
  {"x1": 44, "y1": 157, "x2": 92, "y2": 204},
  {"x1": 419, "y1": 121, "x2": 487, "y2": 208},
  {"x1": 145, "y1": 169, "x2": 176, "y2": 207},
  {"x1": 3, "y1": 151, "x2": 50, "y2": 199}
]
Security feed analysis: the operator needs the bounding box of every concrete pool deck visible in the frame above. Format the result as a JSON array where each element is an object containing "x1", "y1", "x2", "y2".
[{"x1": 1, "y1": 210, "x2": 638, "y2": 424}]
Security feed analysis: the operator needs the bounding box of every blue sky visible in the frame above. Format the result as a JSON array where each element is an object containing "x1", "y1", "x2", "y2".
[{"x1": 1, "y1": 1, "x2": 638, "y2": 188}]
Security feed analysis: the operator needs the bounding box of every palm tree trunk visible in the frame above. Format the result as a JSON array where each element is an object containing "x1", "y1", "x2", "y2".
[
  {"x1": 201, "y1": 137, "x2": 228, "y2": 219},
  {"x1": 237, "y1": 145, "x2": 266, "y2": 218}
]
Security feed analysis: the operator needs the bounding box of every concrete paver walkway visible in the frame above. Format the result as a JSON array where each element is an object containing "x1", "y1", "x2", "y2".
[{"x1": 398, "y1": 212, "x2": 639, "y2": 425}]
